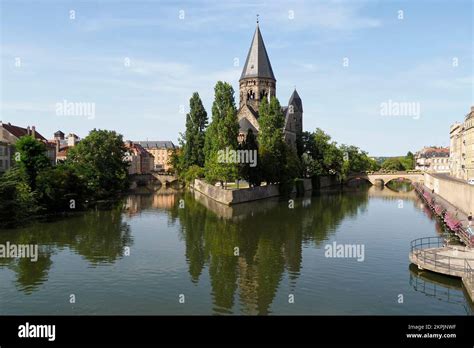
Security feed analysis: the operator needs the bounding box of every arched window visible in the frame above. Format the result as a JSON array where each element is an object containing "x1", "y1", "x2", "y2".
[{"x1": 247, "y1": 90, "x2": 255, "y2": 101}]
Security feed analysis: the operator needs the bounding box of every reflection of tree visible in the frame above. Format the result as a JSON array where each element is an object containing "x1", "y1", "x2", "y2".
[
  {"x1": 173, "y1": 189, "x2": 369, "y2": 314},
  {"x1": 0, "y1": 207, "x2": 132, "y2": 293},
  {"x1": 10, "y1": 252, "x2": 53, "y2": 294},
  {"x1": 385, "y1": 180, "x2": 414, "y2": 193}
]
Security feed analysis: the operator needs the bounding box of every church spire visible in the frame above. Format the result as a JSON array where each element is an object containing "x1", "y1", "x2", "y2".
[{"x1": 240, "y1": 20, "x2": 275, "y2": 81}]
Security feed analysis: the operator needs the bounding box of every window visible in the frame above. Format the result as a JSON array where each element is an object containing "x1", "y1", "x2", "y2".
[{"x1": 0, "y1": 160, "x2": 3, "y2": 168}]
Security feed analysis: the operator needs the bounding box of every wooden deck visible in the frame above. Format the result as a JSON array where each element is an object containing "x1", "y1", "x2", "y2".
[{"x1": 409, "y1": 237, "x2": 474, "y2": 302}]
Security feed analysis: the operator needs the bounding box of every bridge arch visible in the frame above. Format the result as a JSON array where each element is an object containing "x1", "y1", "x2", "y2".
[{"x1": 345, "y1": 172, "x2": 424, "y2": 187}]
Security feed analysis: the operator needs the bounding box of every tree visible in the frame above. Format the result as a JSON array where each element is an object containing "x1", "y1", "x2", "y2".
[
  {"x1": 240, "y1": 129, "x2": 261, "y2": 187},
  {"x1": 305, "y1": 128, "x2": 343, "y2": 177},
  {"x1": 381, "y1": 158, "x2": 405, "y2": 171},
  {"x1": 339, "y1": 144, "x2": 379, "y2": 177},
  {"x1": 36, "y1": 163, "x2": 85, "y2": 212},
  {"x1": 15, "y1": 135, "x2": 51, "y2": 190},
  {"x1": 400, "y1": 151, "x2": 415, "y2": 170},
  {"x1": 67, "y1": 129, "x2": 129, "y2": 199},
  {"x1": 0, "y1": 167, "x2": 37, "y2": 227},
  {"x1": 258, "y1": 97, "x2": 288, "y2": 184},
  {"x1": 182, "y1": 92, "x2": 208, "y2": 169},
  {"x1": 204, "y1": 82, "x2": 239, "y2": 186}
]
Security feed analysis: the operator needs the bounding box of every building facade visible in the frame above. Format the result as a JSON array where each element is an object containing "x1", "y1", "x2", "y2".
[
  {"x1": 415, "y1": 146, "x2": 450, "y2": 173},
  {"x1": 237, "y1": 22, "x2": 303, "y2": 150},
  {"x1": 449, "y1": 106, "x2": 474, "y2": 180},
  {"x1": 136, "y1": 141, "x2": 175, "y2": 172},
  {"x1": 0, "y1": 141, "x2": 12, "y2": 173},
  {"x1": 450, "y1": 122, "x2": 464, "y2": 179},
  {"x1": 0, "y1": 121, "x2": 55, "y2": 168},
  {"x1": 51, "y1": 131, "x2": 80, "y2": 163},
  {"x1": 125, "y1": 141, "x2": 155, "y2": 175}
]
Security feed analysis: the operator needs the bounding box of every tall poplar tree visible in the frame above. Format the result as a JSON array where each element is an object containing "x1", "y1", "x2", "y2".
[
  {"x1": 183, "y1": 92, "x2": 208, "y2": 169},
  {"x1": 204, "y1": 81, "x2": 239, "y2": 186},
  {"x1": 258, "y1": 96, "x2": 287, "y2": 184}
]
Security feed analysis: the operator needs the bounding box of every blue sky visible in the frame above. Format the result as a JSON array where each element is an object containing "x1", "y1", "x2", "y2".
[{"x1": 0, "y1": 0, "x2": 472, "y2": 156}]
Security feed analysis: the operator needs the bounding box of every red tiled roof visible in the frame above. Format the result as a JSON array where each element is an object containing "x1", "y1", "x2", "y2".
[
  {"x1": 2, "y1": 123, "x2": 47, "y2": 141},
  {"x1": 57, "y1": 148, "x2": 69, "y2": 157}
]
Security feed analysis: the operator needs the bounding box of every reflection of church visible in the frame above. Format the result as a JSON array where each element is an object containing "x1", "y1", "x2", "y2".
[{"x1": 237, "y1": 20, "x2": 303, "y2": 150}]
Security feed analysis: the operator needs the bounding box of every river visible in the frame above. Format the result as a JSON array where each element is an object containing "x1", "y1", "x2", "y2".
[{"x1": 0, "y1": 184, "x2": 472, "y2": 315}]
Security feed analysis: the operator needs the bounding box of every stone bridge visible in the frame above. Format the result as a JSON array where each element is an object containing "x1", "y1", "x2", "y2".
[
  {"x1": 346, "y1": 171, "x2": 424, "y2": 186},
  {"x1": 151, "y1": 172, "x2": 179, "y2": 185},
  {"x1": 130, "y1": 173, "x2": 179, "y2": 187}
]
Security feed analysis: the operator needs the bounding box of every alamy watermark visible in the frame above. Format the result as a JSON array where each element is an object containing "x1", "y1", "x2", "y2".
[
  {"x1": 324, "y1": 241, "x2": 365, "y2": 262},
  {"x1": 55, "y1": 99, "x2": 96, "y2": 119},
  {"x1": 380, "y1": 99, "x2": 420, "y2": 120},
  {"x1": 217, "y1": 147, "x2": 257, "y2": 167},
  {"x1": 0, "y1": 242, "x2": 38, "y2": 262}
]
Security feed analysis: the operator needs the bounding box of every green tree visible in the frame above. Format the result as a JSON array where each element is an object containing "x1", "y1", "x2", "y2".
[
  {"x1": 239, "y1": 129, "x2": 261, "y2": 187},
  {"x1": 67, "y1": 129, "x2": 129, "y2": 199},
  {"x1": 182, "y1": 92, "x2": 208, "y2": 169},
  {"x1": 258, "y1": 97, "x2": 288, "y2": 184},
  {"x1": 381, "y1": 158, "x2": 405, "y2": 171},
  {"x1": 303, "y1": 128, "x2": 343, "y2": 177},
  {"x1": 36, "y1": 163, "x2": 85, "y2": 212},
  {"x1": 15, "y1": 135, "x2": 51, "y2": 190},
  {"x1": 0, "y1": 167, "x2": 37, "y2": 227},
  {"x1": 340, "y1": 145, "x2": 379, "y2": 176},
  {"x1": 204, "y1": 82, "x2": 239, "y2": 186},
  {"x1": 400, "y1": 151, "x2": 415, "y2": 170}
]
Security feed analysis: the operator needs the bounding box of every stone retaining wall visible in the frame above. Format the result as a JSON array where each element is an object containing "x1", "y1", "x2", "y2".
[
  {"x1": 424, "y1": 173, "x2": 474, "y2": 215},
  {"x1": 192, "y1": 177, "x2": 340, "y2": 205}
]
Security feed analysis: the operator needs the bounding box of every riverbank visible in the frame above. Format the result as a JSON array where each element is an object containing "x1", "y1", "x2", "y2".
[
  {"x1": 414, "y1": 183, "x2": 474, "y2": 247},
  {"x1": 424, "y1": 172, "x2": 474, "y2": 217}
]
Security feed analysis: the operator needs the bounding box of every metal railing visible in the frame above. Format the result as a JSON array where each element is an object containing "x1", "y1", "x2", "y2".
[
  {"x1": 457, "y1": 227, "x2": 474, "y2": 248},
  {"x1": 410, "y1": 237, "x2": 467, "y2": 274},
  {"x1": 465, "y1": 259, "x2": 474, "y2": 286}
]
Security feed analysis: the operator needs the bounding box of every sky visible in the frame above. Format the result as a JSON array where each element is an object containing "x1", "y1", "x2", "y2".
[{"x1": 0, "y1": 0, "x2": 472, "y2": 156}]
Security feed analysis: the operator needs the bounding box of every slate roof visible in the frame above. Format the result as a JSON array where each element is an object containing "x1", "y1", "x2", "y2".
[
  {"x1": 288, "y1": 89, "x2": 303, "y2": 112},
  {"x1": 239, "y1": 117, "x2": 258, "y2": 135},
  {"x1": 240, "y1": 24, "x2": 275, "y2": 80},
  {"x1": 136, "y1": 141, "x2": 175, "y2": 149}
]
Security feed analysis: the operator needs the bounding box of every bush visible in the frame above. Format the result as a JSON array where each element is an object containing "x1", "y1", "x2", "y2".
[
  {"x1": 36, "y1": 164, "x2": 86, "y2": 213},
  {"x1": 183, "y1": 165, "x2": 205, "y2": 184},
  {"x1": 0, "y1": 167, "x2": 38, "y2": 228}
]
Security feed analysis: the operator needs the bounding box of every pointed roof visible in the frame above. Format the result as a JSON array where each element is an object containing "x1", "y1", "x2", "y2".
[
  {"x1": 240, "y1": 24, "x2": 275, "y2": 80},
  {"x1": 288, "y1": 89, "x2": 303, "y2": 112}
]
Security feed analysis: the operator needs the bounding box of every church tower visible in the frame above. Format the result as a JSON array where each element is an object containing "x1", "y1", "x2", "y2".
[
  {"x1": 237, "y1": 19, "x2": 302, "y2": 150},
  {"x1": 239, "y1": 21, "x2": 276, "y2": 110}
]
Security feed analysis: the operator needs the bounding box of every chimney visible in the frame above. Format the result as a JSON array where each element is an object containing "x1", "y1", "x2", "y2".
[
  {"x1": 471, "y1": 106, "x2": 474, "y2": 112},
  {"x1": 32, "y1": 126, "x2": 36, "y2": 138}
]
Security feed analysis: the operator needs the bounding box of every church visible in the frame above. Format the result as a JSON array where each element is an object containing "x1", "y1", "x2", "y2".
[{"x1": 237, "y1": 21, "x2": 303, "y2": 151}]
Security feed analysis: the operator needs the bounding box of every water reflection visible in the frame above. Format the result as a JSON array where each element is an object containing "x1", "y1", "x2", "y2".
[
  {"x1": 1, "y1": 185, "x2": 472, "y2": 314},
  {"x1": 385, "y1": 179, "x2": 414, "y2": 193},
  {"x1": 0, "y1": 207, "x2": 132, "y2": 293},
  {"x1": 168, "y1": 189, "x2": 369, "y2": 314},
  {"x1": 409, "y1": 264, "x2": 473, "y2": 315}
]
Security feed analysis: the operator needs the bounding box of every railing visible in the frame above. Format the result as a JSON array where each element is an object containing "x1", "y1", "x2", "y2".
[
  {"x1": 413, "y1": 185, "x2": 474, "y2": 248},
  {"x1": 457, "y1": 227, "x2": 474, "y2": 248},
  {"x1": 410, "y1": 237, "x2": 467, "y2": 274},
  {"x1": 465, "y1": 259, "x2": 474, "y2": 286},
  {"x1": 409, "y1": 273, "x2": 467, "y2": 307}
]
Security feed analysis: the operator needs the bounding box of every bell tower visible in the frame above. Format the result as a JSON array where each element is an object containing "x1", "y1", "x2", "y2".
[{"x1": 239, "y1": 18, "x2": 276, "y2": 111}]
